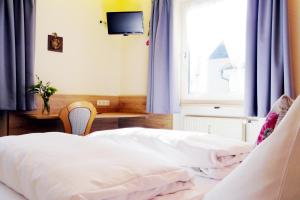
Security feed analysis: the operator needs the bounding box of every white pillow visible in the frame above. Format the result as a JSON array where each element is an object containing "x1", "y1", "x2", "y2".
[{"x1": 203, "y1": 96, "x2": 300, "y2": 200}]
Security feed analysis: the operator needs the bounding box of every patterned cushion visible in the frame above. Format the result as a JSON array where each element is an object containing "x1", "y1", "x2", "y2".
[
  {"x1": 256, "y1": 112, "x2": 278, "y2": 145},
  {"x1": 256, "y1": 95, "x2": 293, "y2": 145},
  {"x1": 270, "y1": 95, "x2": 293, "y2": 126}
]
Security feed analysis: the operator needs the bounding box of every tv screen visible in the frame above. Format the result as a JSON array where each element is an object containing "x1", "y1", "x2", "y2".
[{"x1": 106, "y1": 12, "x2": 144, "y2": 35}]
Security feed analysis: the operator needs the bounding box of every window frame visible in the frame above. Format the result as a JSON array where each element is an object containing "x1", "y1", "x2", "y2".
[{"x1": 179, "y1": 0, "x2": 246, "y2": 105}]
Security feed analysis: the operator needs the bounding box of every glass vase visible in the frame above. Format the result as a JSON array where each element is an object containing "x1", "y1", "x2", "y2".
[{"x1": 42, "y1": 98, "x2": 50, "y2": 115}]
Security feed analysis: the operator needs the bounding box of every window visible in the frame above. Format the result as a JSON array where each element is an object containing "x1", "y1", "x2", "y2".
[{"x1": 181, "y1": 0, "x2": 247, "y2": 101}]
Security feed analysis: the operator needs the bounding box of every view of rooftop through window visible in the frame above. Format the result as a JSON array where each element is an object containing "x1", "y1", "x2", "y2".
[{"x1": 184, "y1": 0, "x2": 247, "y2": 100}]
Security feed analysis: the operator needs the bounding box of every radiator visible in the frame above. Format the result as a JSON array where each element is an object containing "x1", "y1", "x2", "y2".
[
  {"x1": 183, "y1": 115, "x2": 246, "y2": 141},
  {"x1": 183, "y1": 116, "x2": 212, "y2": 133}
]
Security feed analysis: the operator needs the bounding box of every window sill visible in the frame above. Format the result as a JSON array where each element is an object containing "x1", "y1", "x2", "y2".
[{"x1": 180, "y1": 99, "x2": 244, "y2": 106}]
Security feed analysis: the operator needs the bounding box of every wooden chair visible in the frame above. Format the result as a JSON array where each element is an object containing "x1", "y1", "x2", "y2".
[{"x1": 59, "y1": 101, "x2": 97, "y2": 136}]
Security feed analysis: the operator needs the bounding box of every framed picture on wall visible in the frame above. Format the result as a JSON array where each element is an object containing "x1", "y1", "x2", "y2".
[{"x1": 48, "y1": 33, "x2": 63, "y2": 52}]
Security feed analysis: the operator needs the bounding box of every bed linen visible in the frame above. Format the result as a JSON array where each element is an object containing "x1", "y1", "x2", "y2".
[
  {"x1": 0, "y1": 177, "x2": 218, "y2": 200},
  {"x1": 89, "y1": 128, "x2": 252, "y2": 179},
  {"x1": 0, "y1": 133, "x2": 195, "y2": 200},
  {"x1": 191, "y1": 163, "x2": 239, "y2": 180},
  {"x1": 0, "y1": 182, "x2": 26, "y2": 200},
  {"x1": 203, "y1": 96, "x2": 300, "y2": 200}
]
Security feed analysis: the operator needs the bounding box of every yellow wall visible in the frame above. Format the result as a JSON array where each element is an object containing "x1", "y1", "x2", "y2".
[
  {"x1": 35, "y1": 0, "x2": 151, "y2": 95},
  {"x1": 102, "y1": 0, "x2": 149, "y2": 12},
  {"x1": 288, "y1": 0, "x2": 300, "y2": 96}
]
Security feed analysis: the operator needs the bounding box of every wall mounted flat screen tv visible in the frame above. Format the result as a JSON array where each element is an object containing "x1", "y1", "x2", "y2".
[{"x1": 106, "y1": 12, "x2": 144, "y2": 35}]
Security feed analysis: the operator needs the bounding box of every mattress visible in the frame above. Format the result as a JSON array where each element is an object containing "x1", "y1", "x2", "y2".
[{"x1": 0, "y1": 176, "x2": 218, "y2": 200}]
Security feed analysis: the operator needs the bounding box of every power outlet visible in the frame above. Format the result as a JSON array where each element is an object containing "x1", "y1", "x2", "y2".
[{"x1": 96, "y1": 100, "x2": 110, "y2": 107}]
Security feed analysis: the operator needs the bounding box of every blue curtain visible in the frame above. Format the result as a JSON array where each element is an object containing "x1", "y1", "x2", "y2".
[
  {"x1": 147, "y1": 0, "x2": 179, "y2": 114},
  {"x1": 0, "y1": 0, "x2": 36, "y2": 111},
  {"x1": 245, "y1": 0, "x2": 293, "y2": 117}
]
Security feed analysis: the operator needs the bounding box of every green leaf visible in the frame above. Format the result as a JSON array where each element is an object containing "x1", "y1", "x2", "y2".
[{"x1": 27, "y1": 75, "x2": 58, "y2": 97}]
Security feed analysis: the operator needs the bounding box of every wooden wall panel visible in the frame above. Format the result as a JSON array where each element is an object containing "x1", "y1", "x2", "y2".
[
  {"x1": 91, "y1": 119, "x2": 119, "y2": 132},
  {"x1": 118, "y1": 96, "x2": 172, "y2": 130},
  {"x1": 0, "y1": 111, "x2": 8, "y2": 137},
  {"x1": 119, "y1": 114, "x2": 173, "y2": 130},
  {"x1": 27, "y1": 94, "x2": 119, "y2": 115},
  {"x1": 9, "y1": 114, "x2": 120, "y2": 135},
  {"x1": 118, "y1": 96, "x2": 147, "y2": 113},
  {"x1": 8, "y1": 94, "x2": 120, "y2": 135},
  {"x1": 8, "y1": 113, "x2": 63, "y2": 135}
]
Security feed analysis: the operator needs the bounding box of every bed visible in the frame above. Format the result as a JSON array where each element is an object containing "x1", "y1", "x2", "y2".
[
  {"x1": 0, "y1": 128, "x2": 252, "y2": 200},
  {"x1": 2, "y1": 96, "x2": 300, "y2": 200}
]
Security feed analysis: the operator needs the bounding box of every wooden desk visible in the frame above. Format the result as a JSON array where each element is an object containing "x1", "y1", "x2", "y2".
[
  {"x1": 25, "y1": 112, "x2": 148, "y2": 120},
  {"x1": 6, "y1": 95, "x2": 172, "y2": 135}
]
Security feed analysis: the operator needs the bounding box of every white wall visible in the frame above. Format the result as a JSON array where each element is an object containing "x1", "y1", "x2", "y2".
[
  {"x1": 35, "y1": 0, "x2": 124, "y2": 95},
  {"x1": 119, "y1": 0, "x2": 151, "y2": 96},
  {"x1": 120, "y1": 36, "x2": 149, "y2": 95},
  {"x1": 33, "y1": 0, "x2": 300, "y2": 97}
]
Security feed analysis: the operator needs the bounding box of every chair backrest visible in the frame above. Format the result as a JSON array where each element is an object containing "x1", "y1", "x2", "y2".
[{"x1": 59, "y1": 101, "x2": 97, "y2": 136}]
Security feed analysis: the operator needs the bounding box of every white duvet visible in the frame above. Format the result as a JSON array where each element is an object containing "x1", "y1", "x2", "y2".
[
  {"x1": 89, "y1": 128, "x2": 252, "y2": 179},
  {"x1": 0, "y1": 133, "x2": 195, "y2": 200}
]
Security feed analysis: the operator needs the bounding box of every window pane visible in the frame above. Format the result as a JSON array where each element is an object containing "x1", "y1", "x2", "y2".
[{"x1": 185, "y1": 0, "x2": 247, "y2": 100}]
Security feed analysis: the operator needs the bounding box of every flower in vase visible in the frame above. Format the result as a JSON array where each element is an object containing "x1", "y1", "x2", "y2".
[{"x1": 28, "y1": 75, "x2": 57, "y2": 114}]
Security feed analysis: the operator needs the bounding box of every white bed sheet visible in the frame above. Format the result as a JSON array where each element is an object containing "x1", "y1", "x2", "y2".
[
  {"x1": 0, "y1": 181, "x2": 25, "y2": 200},
  {"x1": 0, "y1": 177, "x2": 218, "y2": 200}
]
